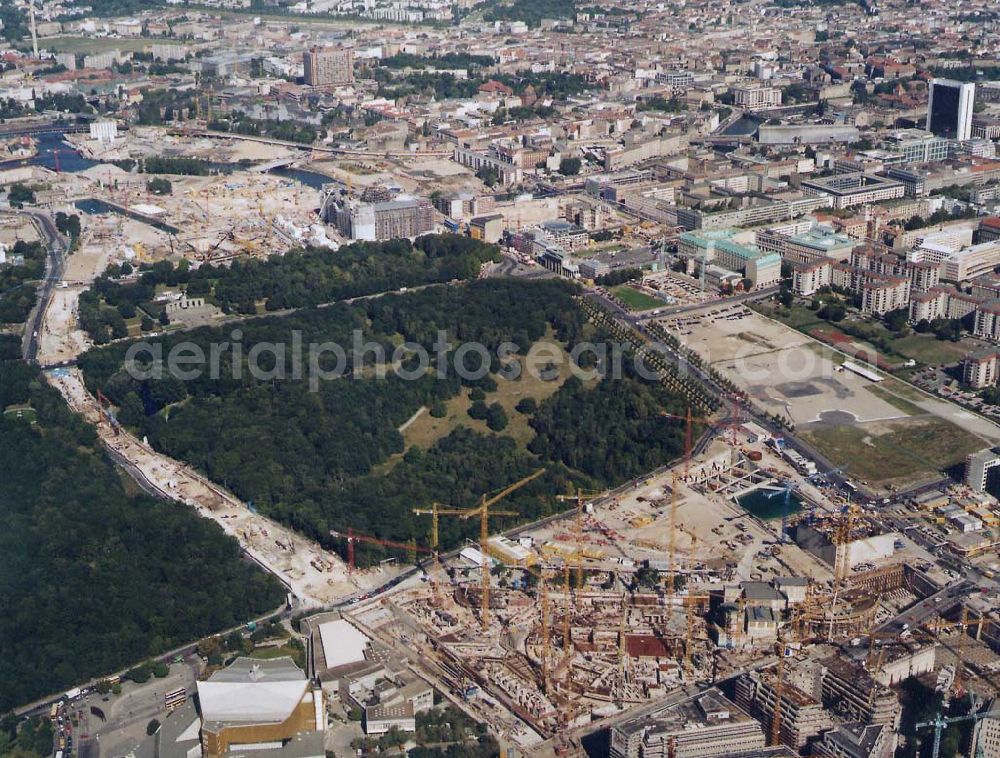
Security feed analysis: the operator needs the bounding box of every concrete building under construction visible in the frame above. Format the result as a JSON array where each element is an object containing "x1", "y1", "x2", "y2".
[
  {"x1": 734, "y1": 669, "x2": 834, "y2": 750},
  {"x1": 329, "y1": 195, "x2": 434, "y2": 241}
]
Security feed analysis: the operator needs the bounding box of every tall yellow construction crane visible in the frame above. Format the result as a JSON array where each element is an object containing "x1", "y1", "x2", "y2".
[
  {"x1": 413, "y1": 469, "x2": 543, "y2": 619},
  {"x1": 771, "y1": 639, "x2": 786, "y2": 747},
  {"x1": 562, "y1": 564, "x2": 572, "y2": 664},
  {"x1": 618, "y1": 592, "x2": 629, "y2": 679},
  {"x1": 555, "y1": 487, "x2": 607, "y2": 587},
  {"x1": 412, "y1": 500, "x2": 470, "y2": 606},
  {"x1": 460, "y1": 469, "x2": 546, "y2": 629},
  {"x1": 828, "y1": 501, "x2": 861, "y2": 640},
  {"x1": 412, "y1": 502, "x2": 472, "y2": 555},
  {"x1": 684, "y1": 601, "x2": 695, "y2": 679},
  {"x1": 667, "y1": 470, "x2": 680, "y2": 605},
  {"x1": 539, "y1": 568, "x2": 552, "y2": 693}
]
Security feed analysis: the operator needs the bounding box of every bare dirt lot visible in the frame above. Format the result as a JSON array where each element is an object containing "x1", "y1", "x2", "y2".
[
  {"x1": 662, "y1": 305, "x2": 997, "y2": 493},
  {"x1": 663, "y1": 305, "x2": 903, "y2": 425}
]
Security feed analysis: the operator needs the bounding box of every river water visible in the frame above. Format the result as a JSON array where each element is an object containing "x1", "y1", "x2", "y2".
[
  {"x1": 0, "y1": 131, "x2": 333, "y2": 188},
  {"x1": 721, "y1": 116, "x2": 762, "y2": 136}
]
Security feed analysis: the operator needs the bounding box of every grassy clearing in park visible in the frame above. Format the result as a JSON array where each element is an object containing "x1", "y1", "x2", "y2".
[
  {"x1": 382, "y1": 338, "x2": 581, "y2": 471},
  {"x1": 3, "y1": 405, "x2": 36, "y2": 422},
  {"x1": 612, "y1": 285, "x2": 663, "y2": 312},
  {"x1": 802, "y1": 417, "x2": 983, "y2": 487}
]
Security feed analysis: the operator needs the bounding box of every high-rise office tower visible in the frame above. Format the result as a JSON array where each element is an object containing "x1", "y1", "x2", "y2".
[{"x1": 926, "y1": 78, "x2": 975, "y2": 141}]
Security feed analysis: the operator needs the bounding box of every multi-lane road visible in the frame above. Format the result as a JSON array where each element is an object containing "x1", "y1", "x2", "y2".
[{"x1": 17, "y1": 209, "x2": 67, "y2": 364}]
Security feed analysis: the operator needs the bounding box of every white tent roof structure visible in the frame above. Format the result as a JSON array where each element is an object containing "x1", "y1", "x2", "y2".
[{"x1": 197, "y1": 657, "x2": 308, "y2": 724}]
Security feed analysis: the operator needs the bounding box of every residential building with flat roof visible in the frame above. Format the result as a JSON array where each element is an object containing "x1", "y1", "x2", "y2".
[
  {"x1": 963, "y1": 350, "x2": 1000, "y2": 388},
  {"x1": 965, "y1": 448, "x2": 1000, "y2": 492},
  {"x1": 732, "y1": 84, "x2": 782, "y2": 110},
  {"x1": 801, "y1": 173, "x2": 905, "y2": 210},
  {"x1": 610, "y1": 689, "x2": 766, "y2": 758}
]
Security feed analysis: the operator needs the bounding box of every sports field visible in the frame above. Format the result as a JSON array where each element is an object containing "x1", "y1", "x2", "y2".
[{"x1": 612, "y1": 285, "x2": 663, "y2": 312}]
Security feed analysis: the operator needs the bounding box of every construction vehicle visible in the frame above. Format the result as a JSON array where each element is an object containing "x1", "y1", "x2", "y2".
[{"x1": 667, "y1": 470, "x2": 680, "y2": 604}]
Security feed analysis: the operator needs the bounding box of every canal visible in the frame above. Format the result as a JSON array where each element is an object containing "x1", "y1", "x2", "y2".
[
  {"x1": 721, "y1": 115, "x2": 763, "y2": 137},
  {"x1": 73, "y1": 198, "x2": 181, "y2": 234}
]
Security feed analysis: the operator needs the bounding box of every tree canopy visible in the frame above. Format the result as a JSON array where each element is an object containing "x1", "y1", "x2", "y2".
[
  {"x1": 0, "y1": 356, "x2": 284, "y2": 711},
  {"x1": 77, "y1": 279, "x2": 693, "y2": 565},
  {"x1": 78, "y1": 235, "x2": 501, "y2": 342}
]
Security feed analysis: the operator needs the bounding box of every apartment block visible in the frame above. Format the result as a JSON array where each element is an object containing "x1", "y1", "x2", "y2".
[
  {"x1": 963, "y1": 350, "x2": 1000, "y2": 389},
  {"x1": 791, "y1": 259, "x2": 832, "y2": 296},
  {"x1": 975, "y1": 301, "x2": 1000, "y2": 342},
  {"x1": 861, "y1": 278, "x2": 909, "y2": 315},
  {"x1": 731, "y1": 84, "x2": 782, "y2": 110},
  {"x1": 303, "y1": 47, "x2": 354, "y2": 85}
]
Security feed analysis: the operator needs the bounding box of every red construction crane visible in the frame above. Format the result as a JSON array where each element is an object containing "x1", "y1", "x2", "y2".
[
  {"x1": 330, "y1": 528, "x2": 432, "y2": 574},
  {"x1": 660, "y1": 396, "x2": 743, "y2": 477},
  {"x1": 660, "y1": 408, "x2": 719, "y2": 478}
]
